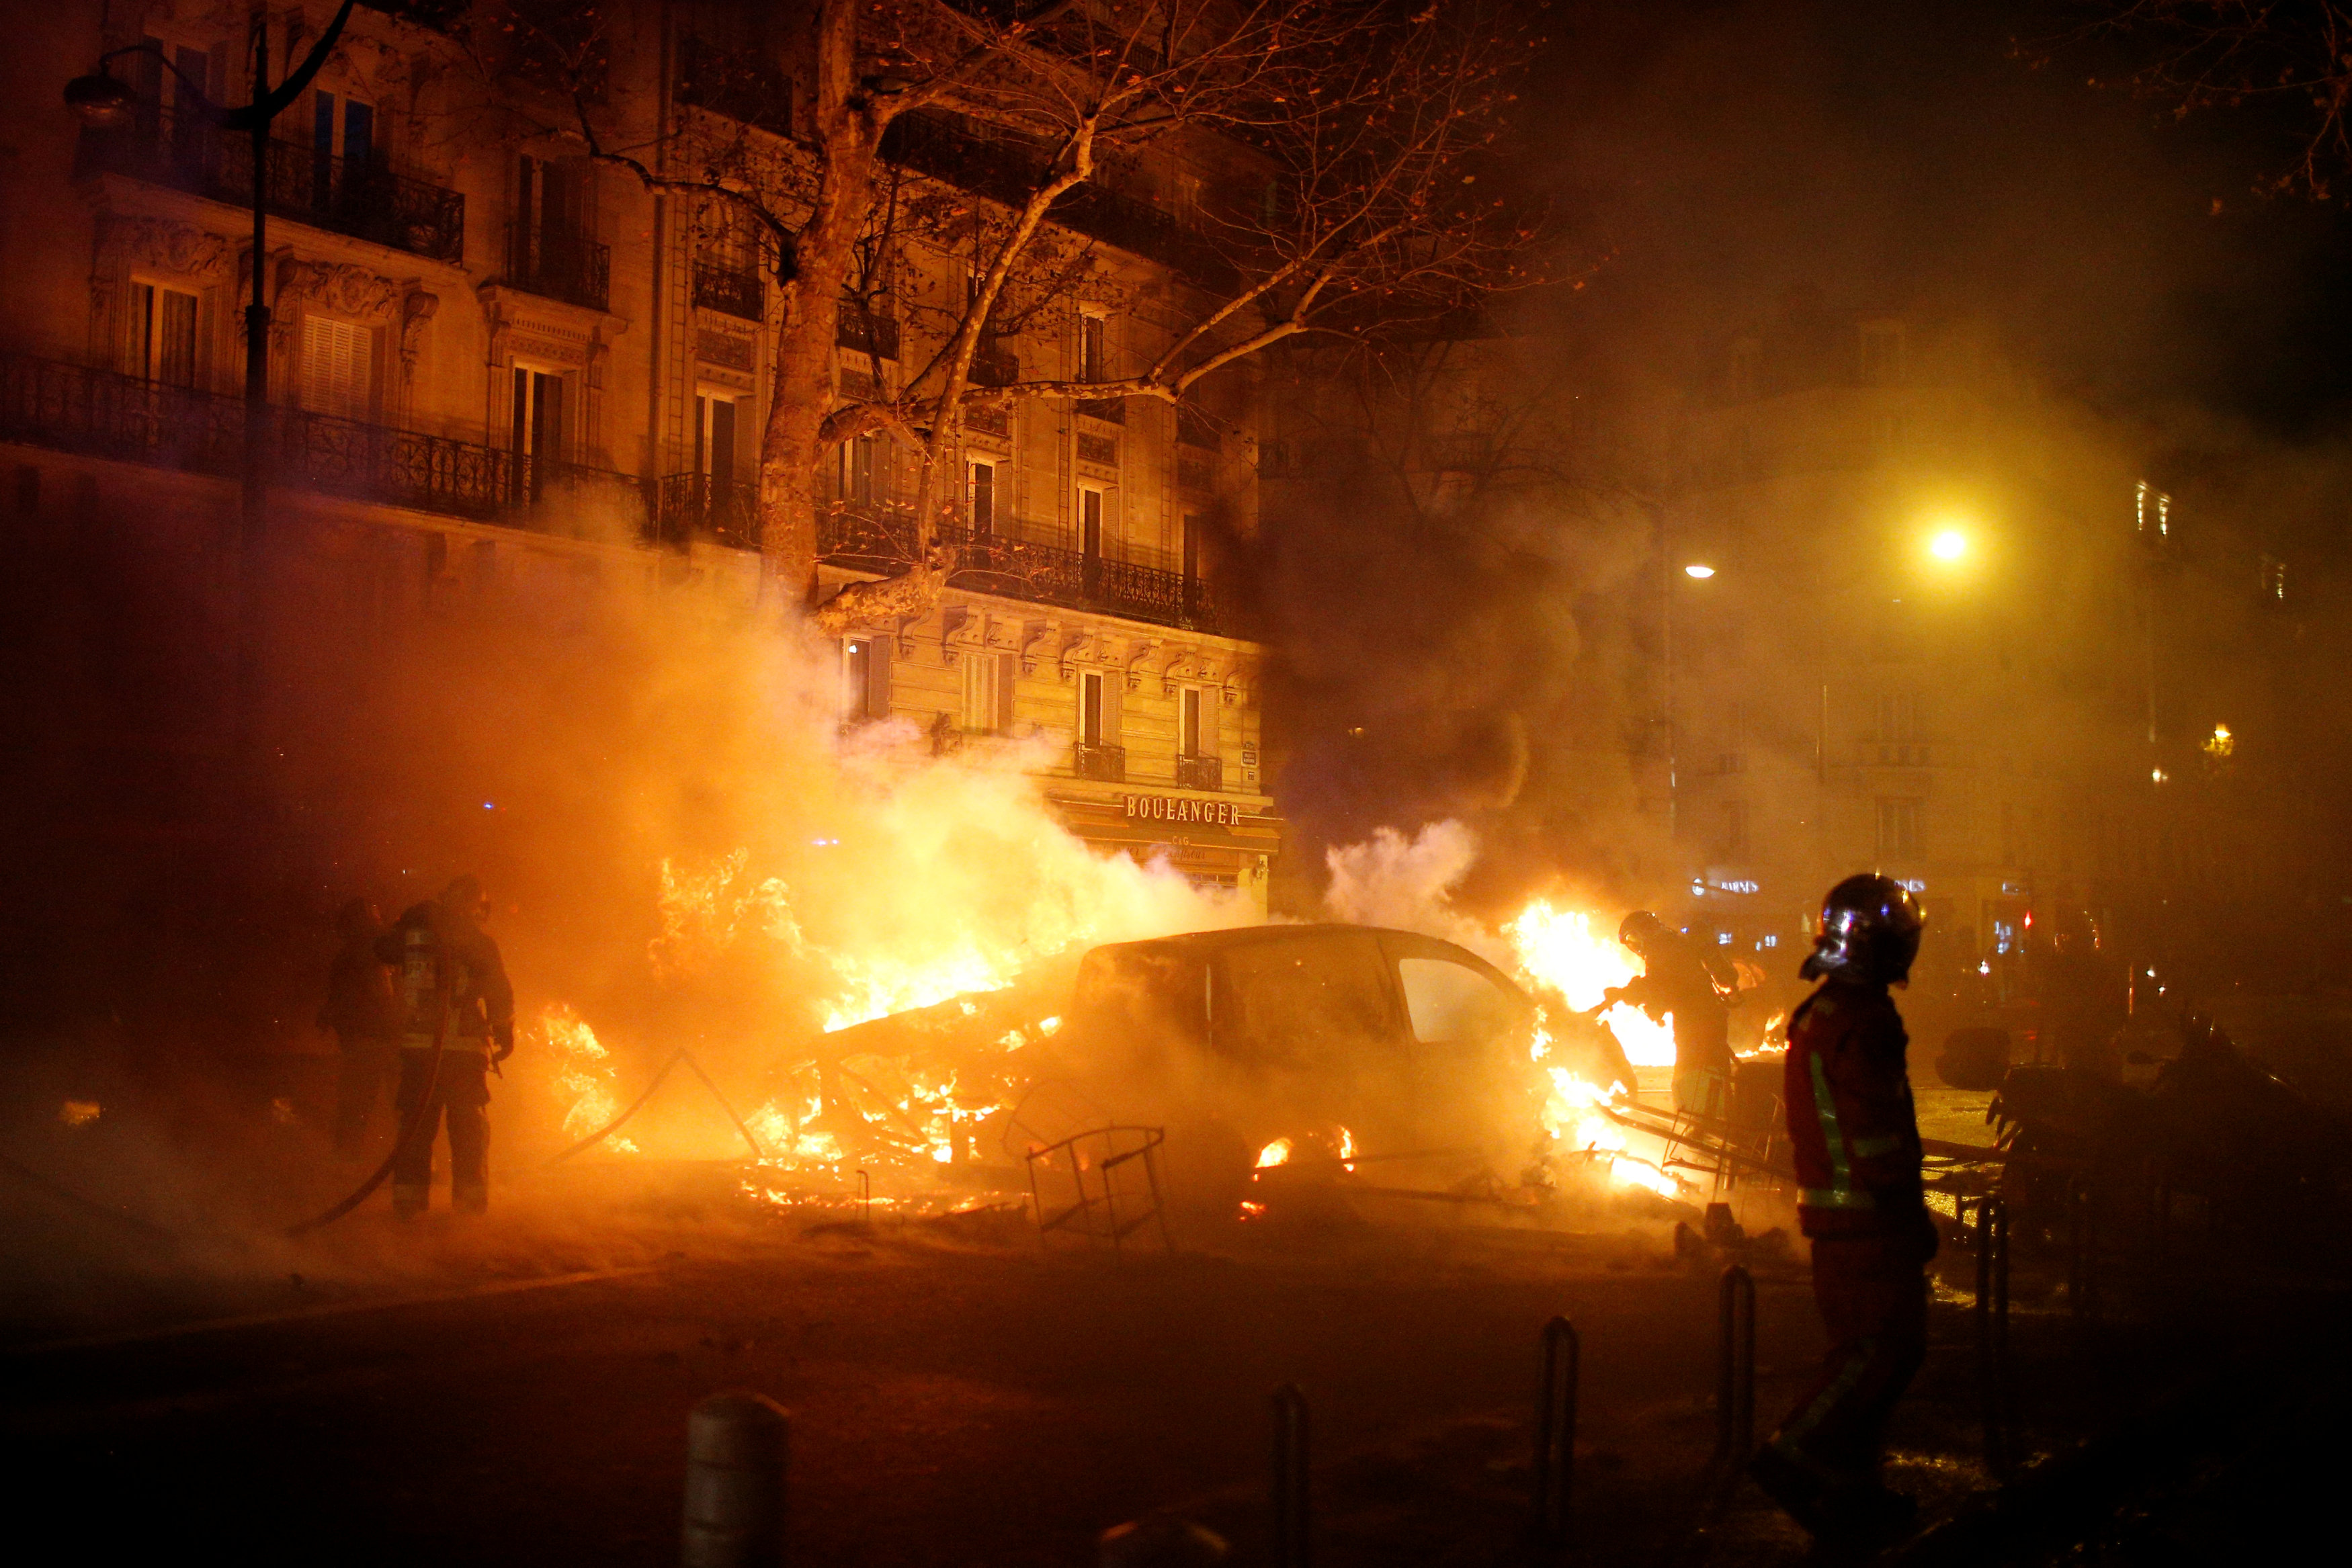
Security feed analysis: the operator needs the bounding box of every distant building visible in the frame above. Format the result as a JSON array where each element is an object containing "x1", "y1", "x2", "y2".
[{"x1": 1668, "y1": 296, "x2": 2285, "y2": 979}]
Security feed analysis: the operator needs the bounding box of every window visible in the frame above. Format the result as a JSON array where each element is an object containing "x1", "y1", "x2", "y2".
[
  {"x1": 843, "y1": 637, "x2": 889, "y2": 722},
  {"x1": 1398, "y1": 956, "x2": 1518, "y2": 1045},
  {"x1": 510, "y1": 366, "x2": 565, "y2": 461},
  {"x1": 1218, "y1": 933, "x2": 1394, "y2": 1063},
  {"x1": 1077, "y1": 669, "x2": 1122, "y2": 746},
  {"x1": 968, "y1": 460, "x2": 996, "y2": 536},
  {"x1": 835, "y1": 435, "x2": 880, "y2": 505},
  {"x1": 131, "y1": 282, "x2": 198, "y2": 388},
  {"x1": 962, "y1": 650, "x2": 1015, "y2": 734},
  {"x1": 1078, "y1": 486, "x2": 1104, "y2": 558},
  {"x1": 1875, "y1": 689, "x2": 1927, "y2": 764},
  {"x1": 1080, "y1": 315, "x2": 1107, "y2": 382},
  {"x1": 1181, "y1": 514, "x2": 1202, "y2": 581},
  {"x1": 696, "y1": 392, "x2": 738, "y2": 480},
  {"x1": 300, "y1": 315, "x2": 373, "y2": 422},
  {"x1": 313, "y1": 89, "x2": 375, "y2": 168},
  {"x1": 1876, "y1": 797, "x2": 1923, "y2": 858},
  {"x1": 1181, "y1": 688, "x2": 1203, "y2": 758}
]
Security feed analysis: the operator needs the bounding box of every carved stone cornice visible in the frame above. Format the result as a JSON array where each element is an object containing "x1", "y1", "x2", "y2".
[{"x1": 95, "y1": 213, "x2": 235, "y2": 282}]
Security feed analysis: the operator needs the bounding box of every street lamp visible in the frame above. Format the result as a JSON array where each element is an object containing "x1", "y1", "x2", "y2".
[
  {"x1": 1929, "y1": 529, "x2": 1967, "y2": 562},
  {"x1": 1663, "y1": 556, "x2": 1717, "y2": 845},
  {"x1": 67, "y1": 0, "x2": 357, "y2": 773}
]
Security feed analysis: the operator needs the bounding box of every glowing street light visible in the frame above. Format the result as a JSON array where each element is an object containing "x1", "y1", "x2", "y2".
[
  {"x1": 1929, "y1": 529, "x2": 1968, "y2": 562},
  {"x1": 1684, "y1": 563, "x2": 1716, "y2": 579}
]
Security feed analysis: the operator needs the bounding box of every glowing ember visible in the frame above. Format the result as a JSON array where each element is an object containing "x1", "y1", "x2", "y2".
[
  {"x1": 58, "y1": 1100, "x2": 100, "y2": 1127},
  {"x1": 1257, "y1": 1137, "x2": 1294, "y2": 1168},
  {"x1": 1337, "y1": 1125, "x2": 1357, "y2": 1173}
]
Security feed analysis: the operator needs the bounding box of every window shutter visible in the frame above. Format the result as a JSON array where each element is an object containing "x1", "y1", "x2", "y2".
[
  {"x1": 302, "y1": 316, "x2": 370, "y2": 422},
  {"x1": 867, "y1": 637, "x2": 893, "y2": 720},
  {"x1": 1199, "y1": 685, "x2": 1221, "y2": 758},
  {"x1": 1102, "y1": 668, "x2": 1123, "y2": 746}
]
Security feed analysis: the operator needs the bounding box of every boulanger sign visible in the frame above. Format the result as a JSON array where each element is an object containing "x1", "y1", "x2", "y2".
[{"x1": 1123, "y1": 793, "x2": 1247, "y2": 827}]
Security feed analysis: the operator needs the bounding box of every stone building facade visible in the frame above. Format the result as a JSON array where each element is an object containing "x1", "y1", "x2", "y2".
[{"x1": 0, "y1": 0, "x2": 1281, "y2": 906}]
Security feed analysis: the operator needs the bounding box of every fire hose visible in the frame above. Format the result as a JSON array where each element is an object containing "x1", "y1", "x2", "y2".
[{"x1": 286, "y1": 954, "x2": 450, "y2": 1236}]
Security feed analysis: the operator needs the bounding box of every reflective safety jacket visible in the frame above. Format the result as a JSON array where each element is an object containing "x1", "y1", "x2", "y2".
[
  {"x1": 375, "y1": 903, "x2": 514, "y2": 1055},
  {"x1": 1782, "y1": 979, "x2": 1925, "y2": 1238}
]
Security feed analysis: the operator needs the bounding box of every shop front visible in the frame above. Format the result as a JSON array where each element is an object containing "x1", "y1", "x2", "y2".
[{"x1": 1049, "y1": 786, "x2": 1284, "y2": 914}]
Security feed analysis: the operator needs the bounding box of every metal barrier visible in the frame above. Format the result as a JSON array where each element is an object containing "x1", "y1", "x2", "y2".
[
  {"x1": 1712, "y1": 1264, "x2": 1757, "y2": 1485},
  {"x1": 1530, "y1": 1316, "x2": 1579, "y2": 1556},
  {"x1": 1975, "y1": 1194, "x2": 2014, "y2": 1476},
  {"x1": 1023, "y1": 1125, "x2": 1173, "y2": 1257},
  {"x1": 1271, "y1": 1383, "x2": 1311, "y2": 1568}
]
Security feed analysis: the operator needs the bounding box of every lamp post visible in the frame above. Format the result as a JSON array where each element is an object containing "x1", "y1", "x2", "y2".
[
  {"x1": 1664, "y1": 555, "x2": 1716, "y2": 848},
  {"x1": 67, "y1": 0, "x2": 358, "y2": 775}
]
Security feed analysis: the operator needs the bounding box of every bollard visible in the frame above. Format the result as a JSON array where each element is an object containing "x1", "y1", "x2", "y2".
[
  {"x1": 855, "y1": 1167, "x2": 871, "y2": 1227},
  {"x1": 1271, "y1": 1383, "x2": 1311, "y2": 1568},
  {"x1": 1974, "y1": 1196, "x2": 2012, "y2": 1477},
  {"x1": 1530, "y1": 1316, "x2": 1579, "y2": 1556},
  {"x1": 682, "y1": 1391, "x2": 790, "y2": 1568},
  {"x1": 1712, "y1": 1264, "x2": 1757, "y2": 1478}
]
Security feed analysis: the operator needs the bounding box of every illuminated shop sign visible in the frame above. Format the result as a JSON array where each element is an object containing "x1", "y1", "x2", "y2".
[
  {"x1": 1124, "y1": 794, "x2": 1247, "y2": 828},
  {"x1": 1690, "y1": 877, "x2": 1762, "y2": 896},
  {"x1": 1896, "y1": 879, "x2": 1927, "y2": 894}
]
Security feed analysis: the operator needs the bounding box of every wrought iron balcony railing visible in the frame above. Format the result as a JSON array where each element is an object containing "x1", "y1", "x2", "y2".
[
  {"x1": 0, "y1": 351, "x2": 648, "y2": 532},
  {"x1": 1175, "y1": 755, "x2": 1223, "y2": 792},
  {"x1": 505, "y1": 225, "x2": 611, "y2": 312},
  {"x1": 655, "y1": 472, "x2": 760, "y2": 550},
  {"x1": 810, "y1": 506, "x2": 1238, "y2": 638},
  {"x1": 694, "y1": 261, "x2": 764, "y2": 322},
  {"x1": 1076, "y1": 396, "x2": 1126, "y2": 425},
  {"x1": 971, "y1": 343, "x2": 1019, "y2": 387},
  {"x1": 880, "y1": 110, "x2": 1236, "y2": 292},
  {"x1": 1075, "y1": 742, "x2": 1127, "y2": 783},
  {"x1": 837, "y1": 306, "x2": 901, "y2": 361},
  {"x1": 75, "y1": 107, "x2": 464, "y2": 264}
]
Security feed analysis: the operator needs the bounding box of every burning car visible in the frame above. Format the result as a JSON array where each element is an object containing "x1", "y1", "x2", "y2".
[{"x1": 780, "y1": 923, "x2": 1553, "y2": 1227}]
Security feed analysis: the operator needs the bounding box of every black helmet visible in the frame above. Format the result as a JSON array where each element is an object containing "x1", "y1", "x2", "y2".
[
  {"x1": 1800, "y1": 874, "x2": 1923, "y2": 985},
  {"x1": 1618, "y1": 910, "x2": 1669, "y2": 955}
]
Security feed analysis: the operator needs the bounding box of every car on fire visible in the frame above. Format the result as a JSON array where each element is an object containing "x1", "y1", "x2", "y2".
[{"x1": 1028, "y1": 924, "x2": 1552, "y2": 1219}]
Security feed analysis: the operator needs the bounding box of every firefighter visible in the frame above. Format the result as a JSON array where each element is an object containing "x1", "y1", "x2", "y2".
[
  {"x1": 374, "y1": 875, "x2": 514, "y2": 1217},
  {"x1": 318, "y1": 898, "x2": 400, "y2": 1159},
  {"x1": 1749, "y1": 873, "x2": 1933, "y2": 1552},
  {"x1": 1603, "y1": 910, "x2": 1737, "y2": 1116}
]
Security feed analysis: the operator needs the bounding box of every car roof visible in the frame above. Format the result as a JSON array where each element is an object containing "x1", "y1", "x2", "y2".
[{"x1": 1091, "y1": 924, "x2": 1525, "y2": 990}]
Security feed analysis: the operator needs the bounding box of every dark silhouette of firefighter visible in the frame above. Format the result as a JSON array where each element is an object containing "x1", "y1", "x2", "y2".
[
  {"x1": 318, "y1": 898, "x2": 400, "y2": 1159},
  {"x1": 375, "y1": 876, "x2": 514, "y2": 1217},
  {"x1": 2030, "y1": 908, "x2": 2124, "y2": 1078},
  {"x1": 1603, "y1": 910, "x2": 1736, "y2": 1115},
  {"x1": 1750, "y1": 874, "x2": 1933, "y2": 1551}
]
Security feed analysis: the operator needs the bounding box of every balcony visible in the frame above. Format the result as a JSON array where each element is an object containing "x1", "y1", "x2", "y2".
[
  {"x1": 971, "y1": 343, "x2": 1019, "y2": 387},
  {"x1": 694, "y1": 261, "x2": 763, "y2": 322},
  {"x1": 656, "y1": 472, "x2": 759, "y2": 550},
  {"x1": 879, "y1": 110, "x2": 1236, "y2": 291},
  {"x1": 812, "y1": 507, "x2": 1239, "y2": 637},
  {"x1": 837, "y1": 306, "x2": 901, "y2": 361},
  {"x1": 0, "y1": 350, "x2": 648, "y2": 531},
  {"x1": 1176, "y1": 755, "x2": 1222, "y2": 791},
  {"x1": 1076, "y1": 396, "x2": 1126, "y2": 425},
  {"x1": 76, "y1": 108, "x2": 463, "y2": 264},
  {"x1": 1075, "y1": 742, "x2": 1127, "y2": 783},
  {"x1": 505, "y1": 225, "x2": 610, "y2": 313}
]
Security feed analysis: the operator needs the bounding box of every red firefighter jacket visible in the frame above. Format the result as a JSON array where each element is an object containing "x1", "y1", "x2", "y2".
[{"x1": 1783, "y1": 979, "x2": 1926, "y2": 1238}]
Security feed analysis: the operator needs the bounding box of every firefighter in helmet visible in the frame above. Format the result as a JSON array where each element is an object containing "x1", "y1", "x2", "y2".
[
  {"x1": 1750, "y1": 874, "x2": 1933, "y2": 1551},
  {"x1": 374, "y1": 875, "x2": 514, "y2": 1217},
  {"x1": 1602, "y1": 910, "x2": 1738, "y2": 1116}
]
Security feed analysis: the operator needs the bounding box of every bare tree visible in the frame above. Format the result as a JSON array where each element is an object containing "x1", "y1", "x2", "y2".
[
  {"x1": 2066, "y1": 1, "x2": 2352, "y2": 198},
  {"x1": 457, "y1": 0, "x2": 1546, "y2": 628}
]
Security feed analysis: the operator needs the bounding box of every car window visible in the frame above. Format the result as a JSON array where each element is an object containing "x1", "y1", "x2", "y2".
[
  {"x1": 1216, "y1": 934, "x2": 1394, "y2": 1063},
  {"x1": 1398, "y1": 956, "x2": 1519, "y2": 1045}
]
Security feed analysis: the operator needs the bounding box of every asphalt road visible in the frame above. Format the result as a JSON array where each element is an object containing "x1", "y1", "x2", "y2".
[{"x1": 2, "y1": 1188, "x2": 1837, "y2": 1567}]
